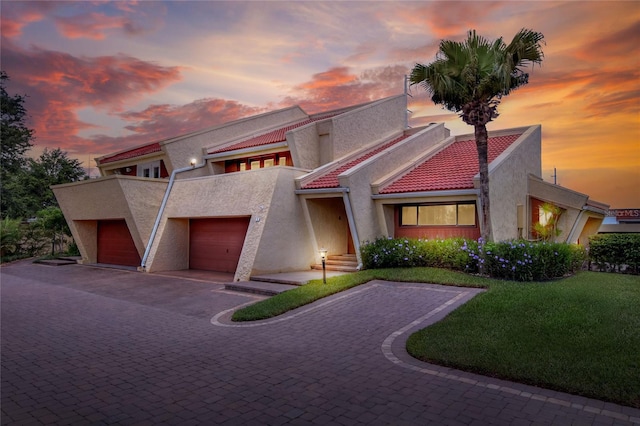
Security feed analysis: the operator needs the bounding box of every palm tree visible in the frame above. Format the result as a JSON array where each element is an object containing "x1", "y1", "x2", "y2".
[{"x1": 410, "y1": 29, "x2": 544, "y2": 241}]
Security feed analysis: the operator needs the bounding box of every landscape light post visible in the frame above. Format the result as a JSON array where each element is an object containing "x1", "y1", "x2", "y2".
[{"x1": 319, "y1": 249, "x2": 327, "y2": 284}]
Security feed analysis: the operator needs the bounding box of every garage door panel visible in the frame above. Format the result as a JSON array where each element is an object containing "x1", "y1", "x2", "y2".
[
  {"x1": 97, "y1": 220, "x2": 141, "y2": 267},
  {"x1": 189, "y1": 217, "x2": 250, "y2": 272}
]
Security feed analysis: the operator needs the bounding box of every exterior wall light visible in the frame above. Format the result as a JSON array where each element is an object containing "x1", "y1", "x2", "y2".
[
  {"x1": 319, "y1": 248, "x2": 328, "y2": 284},
  {"x1": 190, "y1": 158, "x2": 197, "y2": 166}
]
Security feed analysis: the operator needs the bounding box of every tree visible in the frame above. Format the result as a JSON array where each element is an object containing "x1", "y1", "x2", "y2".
[
  {"x1": 25, "y1": 148, "x2": 85, "y2": 211},
  {"x1": 1, "y1": 71, "x2": 35, "y2": 218},
  {"x1": 410, "y1": 29, "x2": 545, "y2": 241}
]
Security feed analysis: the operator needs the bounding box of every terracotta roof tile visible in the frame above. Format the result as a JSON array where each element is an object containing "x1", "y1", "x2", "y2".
[
  {"x1": 379, "y1": 134, "x2": 521, "y2": 194},
  {"x1": 209, "y1": 115, "x2": 335, "y2": 155},
  {"x1": 302, "y1": 135, "x2": 409, "y2": 189},
  {"x1": 99, "y1": 142, "x2": 162, "y2": 164}
]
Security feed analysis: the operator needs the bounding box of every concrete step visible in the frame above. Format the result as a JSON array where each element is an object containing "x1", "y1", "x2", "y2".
[
  {"x1": 224, "y1": 281, "x2": 298, "y2": 297},
  {"x1": 311, "y1": 263, "x2": 358, "y2": 273},
  {"x1": 250, "y1": 275, "x2": 305, "y2": 286},
  {"x1": 324, "y1": 258, "x2": 358, "y2": 267},
  {"x1": 328, "y1": 254, "x2": 357, "y2": 261}
]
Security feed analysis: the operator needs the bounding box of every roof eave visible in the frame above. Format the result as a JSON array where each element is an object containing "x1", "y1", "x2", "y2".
[
  {"x1": 372, "y1": 189, "x2": 479, "y2": 199},
  {"x1": 205, "y1": 142, "x2": 288, "y2": 160}
]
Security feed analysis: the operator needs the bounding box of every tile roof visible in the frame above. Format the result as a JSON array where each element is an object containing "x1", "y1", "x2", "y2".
[
  {"x1": 379, "y1": 134, "x2": 521, "y2": 194},
  {"x1": 99, "y1": 142, "x2": 162, "y2": 164},
  {"x1": 302, "y1": 134, "x2": 409, "y2": 189},
  {"x1": 209, "y1": 115, "x2": 334, "y2": 155}
]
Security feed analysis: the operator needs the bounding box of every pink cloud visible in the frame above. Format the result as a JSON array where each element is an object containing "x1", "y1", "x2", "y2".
[
  {"x1": 0, "y1": 40, "x2": 182, "y2": 154},
  {"x1": 55, "y1": 12, "x2": 132, "y2": 40},
  {"x1": 0, "y1": 2, "x2": 52, "y2": 38},
  {"x1": 118, "y1": 99, "x2": 266, "y2": 142},
  {"x1": 282, "y1": 65, "x2": 408, "y2": 113},
  {"x1": 394, "y1": 2, "x2": 503, "y2": 39}
]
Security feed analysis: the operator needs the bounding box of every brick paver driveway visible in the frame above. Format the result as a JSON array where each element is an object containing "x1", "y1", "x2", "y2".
[{"x1": 2, "y1": 260, "x2": 639, "y2": 425}]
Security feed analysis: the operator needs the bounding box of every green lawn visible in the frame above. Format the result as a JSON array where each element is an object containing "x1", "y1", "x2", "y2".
[
  {"x1": 407, "y1": 272, "x2": 640, "y2": 408},
  {"x1": 232, "y1": 269, "x2": 640, "y2": 408}
]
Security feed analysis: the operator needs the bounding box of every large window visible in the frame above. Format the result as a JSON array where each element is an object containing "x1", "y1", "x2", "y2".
[{"x1": 400, "y1": 203, "x2": 476, "y2": 226}]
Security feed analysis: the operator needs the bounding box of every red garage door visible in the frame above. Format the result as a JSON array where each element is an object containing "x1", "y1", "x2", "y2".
[
  {"x1": 189, "y1": 217, "x2": 250, "y2": 272},
  {"x1": 97, "y1": 220, "x2": 141, "y2": 267}
]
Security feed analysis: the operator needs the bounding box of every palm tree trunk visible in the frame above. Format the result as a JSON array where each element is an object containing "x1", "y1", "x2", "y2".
[{"x1": 475, "y1": 124, "x2": 492, "y2": 242}]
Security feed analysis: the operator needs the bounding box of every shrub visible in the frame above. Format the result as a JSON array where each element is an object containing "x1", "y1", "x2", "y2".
[
  {"x1": 589, "y1": 234, "x2": 640, "y2": 274},
  {"x1": 361, "y1": 237, "x2": 586, "y2": 281},
  {"x1": 1, "y1": 217, "x2": 23, "y2": 260},
  {"x1": 463, "y1": 239, "x2": 586, "y2": 281},
  {"x1": 360, "y1": 237, "x2": 468, "y2": 270},
  {"x1": 19, "y1": 222, "x2": 48, "y2": 257}
]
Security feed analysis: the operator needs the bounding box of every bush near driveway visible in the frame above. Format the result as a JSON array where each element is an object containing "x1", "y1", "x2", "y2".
[
  {"x1": 361, "y1": 237, "x2": 585, "y2": 281},
  {"x1": 589, "y1": 233, "x2": 640, "y2": 274}
]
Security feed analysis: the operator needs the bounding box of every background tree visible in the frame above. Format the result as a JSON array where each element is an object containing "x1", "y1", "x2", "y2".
[
  {"x1": 410, "y1": 29, "x2": 545, "y2": 241},
  {"x1": 1, "y1": 72, "x2": 84, "y2": 260},
  {"x1": 24, "y1": 148, "x2": 85, "y2": 212},
  {"x1": 1, "y1": 71, "x2": 34, "y2": 218}
]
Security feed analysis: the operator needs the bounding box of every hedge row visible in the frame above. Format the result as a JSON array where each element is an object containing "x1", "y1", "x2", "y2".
[
  {"x1": 360, "y1": 237, "x2": 586, "y2": 281},
  {"x1": 588, "y1": 234, "x2": 640, "y2": 274}
]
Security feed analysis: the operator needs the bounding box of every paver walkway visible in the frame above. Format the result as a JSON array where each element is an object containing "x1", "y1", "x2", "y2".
[{"x1": 2, "y1": 260, "x2": 639, "y2": 425}]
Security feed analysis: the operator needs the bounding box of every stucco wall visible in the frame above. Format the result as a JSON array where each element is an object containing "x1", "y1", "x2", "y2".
[
  {"x1": 144, "y1": 167, "x2": 314, "y2": 280},
  {"x1": 330, "y1": 95, "x2": 406, "y2": 160},
  {"x1": 305, "y1": 197, "x2": 349, "y2": 256},
  {"x1": 484, "y1": 125, "x2": 542, "y2": 242},
  {"x1": 52, "y1": 176, "x2": 167, "y2": 263},
  {"x1": 287, "y1": 123, "x2": 323, "y2": 170},
  {"x1": 528, "y1": 176, "x2": 588, "y2": 210}
]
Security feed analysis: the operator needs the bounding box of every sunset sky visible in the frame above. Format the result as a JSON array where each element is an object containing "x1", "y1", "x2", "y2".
[{"x1": 1, "y1": 1, "x2": 638, "y2": 208}]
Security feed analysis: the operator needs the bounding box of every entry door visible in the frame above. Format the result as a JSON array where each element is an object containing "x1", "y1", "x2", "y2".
[
  {"x1": 97, "y1": 220, "x2": 141, "y2": 267},
  {"x1": 189, "y1": 217, "x2": 250, "y2": 272}
]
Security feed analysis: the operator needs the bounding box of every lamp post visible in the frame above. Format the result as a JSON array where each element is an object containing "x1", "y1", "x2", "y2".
[{"x1": 319, "y1": 248, "x2": 327, "y2": 284}]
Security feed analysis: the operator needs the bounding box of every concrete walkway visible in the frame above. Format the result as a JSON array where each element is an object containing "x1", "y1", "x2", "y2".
[{"x1": 2, "y1": 260, "x2": 639, "y2": 425}]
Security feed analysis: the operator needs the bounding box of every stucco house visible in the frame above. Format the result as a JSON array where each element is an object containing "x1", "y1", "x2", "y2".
[{"x1": 52, "y1": 95, "x2": 608, "y2": 281}]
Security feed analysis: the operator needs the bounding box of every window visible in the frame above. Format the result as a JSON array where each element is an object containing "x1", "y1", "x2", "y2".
[
  {"x1": 400, "y1": 203, "x2": 476, "y2": 226},
  {"x1": 401, "y1": 206, "x2": 417, "y2": 225},
  {"x1": 224, "y1": 151, "x2": 292, "y2": 173},
  {"x1": 138, "y1": 160, "x2": 162, "y2": 178},
  {"x1": 458, "y1": 204, "x2": 476, "y2": 225}
]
